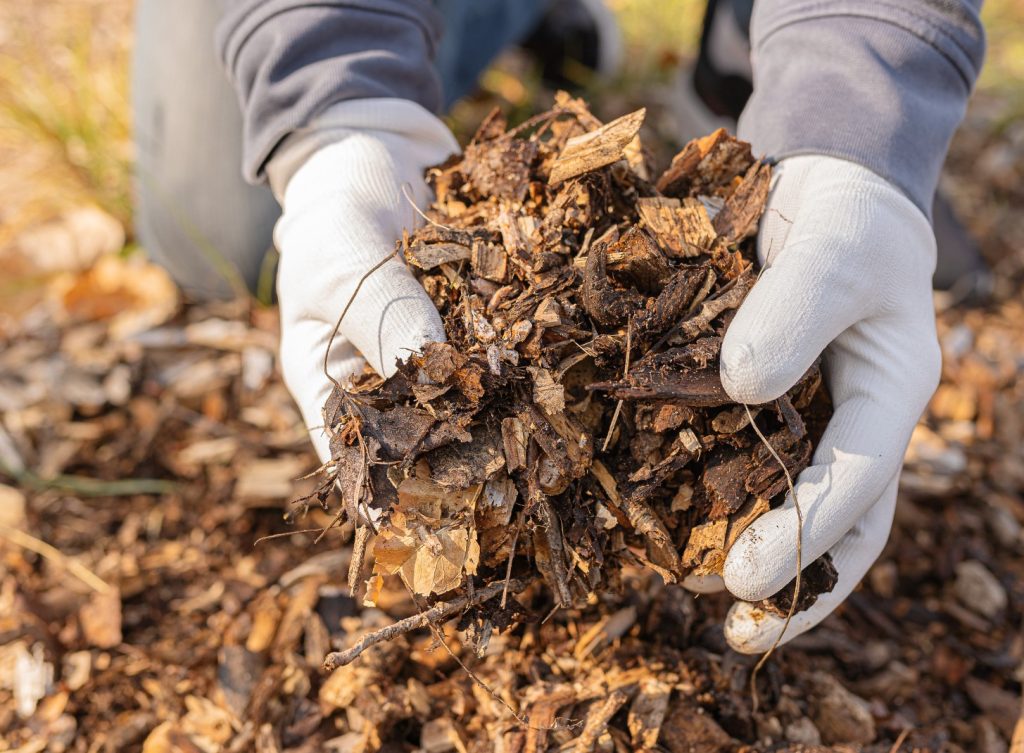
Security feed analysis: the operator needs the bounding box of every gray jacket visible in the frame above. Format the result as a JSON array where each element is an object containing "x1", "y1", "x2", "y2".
[{"x1": 216, "y1": 0, "x2": 984, "y2": 217}]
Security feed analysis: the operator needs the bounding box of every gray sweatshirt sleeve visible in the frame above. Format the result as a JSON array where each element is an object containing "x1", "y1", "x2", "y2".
[
  {"x1": 216, "y1": 0, "x2": 443, "y2": 183},
  {"x1": 217, "y1": 0, "x2": 985, "y2": 215},
  {"x1": 737, "y1": 1, "x2": 985, "y2": 217}
]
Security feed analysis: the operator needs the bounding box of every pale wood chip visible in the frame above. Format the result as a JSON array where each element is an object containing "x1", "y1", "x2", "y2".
[
  {"x1": 726, "y1": 496, "x2": 770, "y2": 550},
  {"x1": 549, "y1": 108, "x2": 646, "y2": 184},
  {"x1": 405, "y1": 242, "x2": 473, "y2": 270},
  {"x1": 681, "y1": 518, "x2": 728, "y2": 570},
  {"x1": 637, "y1": 196, "x2": 717, "y2": 258},
  {"x1": 529, "y1": 366, "x2": 567, "y2": 414}
]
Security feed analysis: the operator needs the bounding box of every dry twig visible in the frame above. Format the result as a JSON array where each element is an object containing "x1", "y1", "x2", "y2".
[{"x1": 324, "y1": 578, "x2": 527, "y2": 670}]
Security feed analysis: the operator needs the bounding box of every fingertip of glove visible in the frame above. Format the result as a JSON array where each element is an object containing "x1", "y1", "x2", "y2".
[
  {"x1": 724, "y1": 601, "x2": 782, "y2": 655},
  {"x1": 719, "y1": 338, "x2": 793, "y2": 405},
  {"x1": 719, "y1": 339, "x2": 759, "y2": 402},
  {"x1": 682, "y1": 573, "x2": 725, "y2": 594},
  {"x1": 722, "y1": 522, "x2": 793, "y2": 603},
  {"x1": 723, "y1": 543, "x2": 775, "y2": 603}
]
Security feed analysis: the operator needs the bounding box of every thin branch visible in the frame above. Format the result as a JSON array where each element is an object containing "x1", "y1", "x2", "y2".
[
  {"x1": 347, "y1": 524, "x2": 371, "y2": 596},
  {"x1": 502, "y1": 509, "x2": 527, "y2": 608},
  {"x1": 888, "y1": 728, "x2": 912, "y2": 753},
  {"x1": 323, "y1": 578, "x2": 527, "y2": 671},
  {"x1": 572, "y1": 690, "x2": 629, "y2": 753},
  {"x1": 254, "y1": 528, "x2": 331, "y2": 545},
  {"x1": 396, "y1": 575, "x2": 541, "y2": 730}
]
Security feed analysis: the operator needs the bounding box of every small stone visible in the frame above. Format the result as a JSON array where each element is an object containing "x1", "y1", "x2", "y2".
[
  {"x1": 756, "y1": 714, "x2": 783, "y2": 744},
  {"x1": 954, "y1": 560, "x2": 1007, "y2": 619},
  {"x1": 855, "y1": 661, "x2": 919, "y2": 702},
  {"x1": 785, "y1": 716, "x2": 821, "y2": 746},
  {"x1": 61, "y1": 651, "x2": 92, "y2": 692},
  {"x1": 861, "y1": 641, "x2": 894, "y2": 673},
  {"x1": 0, "y1": 484, "x2": 26, "y2": 527},
  {"x1": 974, "y1": 717, "x2": 1008, "y2": 753},
  {"x1": 868, "y1": 560, "x2": 898, "y2": 599},
  {"x1": 809, "y1": 672, "x2": 876, "y2": 745},
  {"x1": 985, "y1": 503, "x2": 1022, "y2": 549}
]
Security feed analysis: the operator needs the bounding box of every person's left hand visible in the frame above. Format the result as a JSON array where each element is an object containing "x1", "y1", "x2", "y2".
[{"x1": 694, "y1": 155, "x2": 941, "y2": 653}]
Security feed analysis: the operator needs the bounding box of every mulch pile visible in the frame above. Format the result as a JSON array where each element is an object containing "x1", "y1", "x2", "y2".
[
  {"x1": 316, "y1": 95, "x2": 834, "y2": 651},
  {"x1": 0, "y1": 98, "x2": 1022, "y2": 753}
]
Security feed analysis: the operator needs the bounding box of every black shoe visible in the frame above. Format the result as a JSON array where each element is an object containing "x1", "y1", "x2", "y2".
[
  {"x1": 520, "y1": 0, "x2": 622, "y2": 90},
  {"x1": 931, "y1": 192, "x2": 992, "y2": 302},
  {"x1": 693, "y1": 0, "x2": 753, "y2": 121}
]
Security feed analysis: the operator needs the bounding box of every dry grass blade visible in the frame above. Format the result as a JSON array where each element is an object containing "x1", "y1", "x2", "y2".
[
  {"x1": 601, "y1": 320, "x2": 631, "y2": 452},
  {"x1": 887, "y1": 728, "x2": 912, "y2": 753},
  {"x1": 322, "y1": 248, "x2": 399, "y2": 390},
  {"x1": 1, "y1": 524, "x2": 112, "y2": 595},
  {"x1": 744, "y1": 403, "x2": 803, "y2": 713}
]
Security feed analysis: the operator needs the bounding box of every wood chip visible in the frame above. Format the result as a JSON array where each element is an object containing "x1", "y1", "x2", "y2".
[{"x1": 549, "y1": 108, "x2": 646, "y2": 184}]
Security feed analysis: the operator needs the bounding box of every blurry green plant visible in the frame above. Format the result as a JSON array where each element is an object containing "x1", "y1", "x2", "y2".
[
  {"x1": 0, "y1": 1, "x2": 134, "y2": 239},
  {"x1": 979, "y1": 0, "x2": 1024, "y2": 127},
  {"x1": 607, "y1": 0, "x2": 703, "y2": 76}
]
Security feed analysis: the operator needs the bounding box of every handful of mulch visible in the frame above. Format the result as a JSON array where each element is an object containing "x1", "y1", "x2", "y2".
[{"x1": 306, "y1": 94, "x2": 835, "y2": 670}]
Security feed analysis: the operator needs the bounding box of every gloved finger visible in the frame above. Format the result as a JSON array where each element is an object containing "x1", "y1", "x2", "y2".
[
  {"x1": 723, "y1": 473, "x2": 898, "y2": 654},
  {"x1": 280, "y1": 322, "x2": 366, "y2": 463},
  {"x1": 718, "y1": 157, "x2": 937, "y2": 406},
  {"x1": 719, "y1": 227, "x2": 880, "y2": 404},
  {"x1": 723, "y1": 310, "x2": 939, "y2": 602},
  {"x1": 273, "y1": 142, "x2": 447, "y2": 382},
  {"x1": 682, "y1": 573, "x2": 725, "y2": 594},
  {"x1": 334, "y1": 256, "x2": 446, "y2": 378},
  {"x1": 275, "y1": 192, "x2": 446, "y2": 382}
]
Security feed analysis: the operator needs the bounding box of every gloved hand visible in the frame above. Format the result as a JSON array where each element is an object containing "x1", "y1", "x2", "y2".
[
  {"x1": 269, "y1": 99, "x2": 459, "y2": 461},
  {"x1": 714, "y1": 155, "x2": 941, "y2": 653}
]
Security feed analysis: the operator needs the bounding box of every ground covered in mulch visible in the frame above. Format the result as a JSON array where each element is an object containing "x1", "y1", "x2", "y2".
[{"x1": 2, "y1": 97, "x2": 1023, "y2": 751}]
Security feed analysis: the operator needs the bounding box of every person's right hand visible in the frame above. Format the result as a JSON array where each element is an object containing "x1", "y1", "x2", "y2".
[{"x1": 268, "y1": 99, "x2": 459, "y2": 462}]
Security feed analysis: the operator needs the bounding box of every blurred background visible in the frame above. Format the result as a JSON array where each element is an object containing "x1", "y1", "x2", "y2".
[
  {"x1": 1, "y1": 0, "x2": 1022, "y2": 313},
  {"x1": 0, "y1": 1, "x2": 1022, "y2": 751}
]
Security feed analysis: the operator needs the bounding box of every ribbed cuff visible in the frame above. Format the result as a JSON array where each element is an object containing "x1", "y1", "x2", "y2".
[
  {"x1": 738, "y1": 4, "x2": 984, "y2": 217},
  {"x1": 266, "y1": 98, "x2": 459, "y2": 201}
]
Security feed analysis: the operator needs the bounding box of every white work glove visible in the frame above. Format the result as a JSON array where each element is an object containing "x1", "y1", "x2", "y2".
[
  {"x1": 269, "y1": 99, "x2": 459, "y2": 461},
  {"x1": 713, "y1": 155, "x2": 941, "y2": 653}
]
